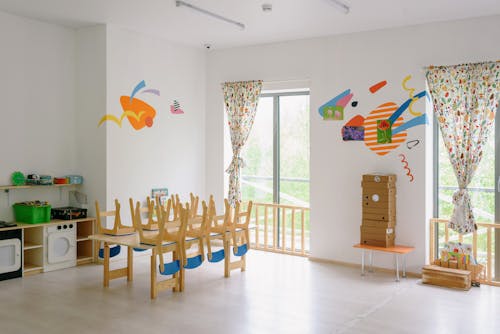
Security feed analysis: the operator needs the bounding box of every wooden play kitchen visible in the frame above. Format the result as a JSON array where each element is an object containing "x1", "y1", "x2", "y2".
[{"x1": 361, "y1": 173, "x2": 396, "y2": 247}]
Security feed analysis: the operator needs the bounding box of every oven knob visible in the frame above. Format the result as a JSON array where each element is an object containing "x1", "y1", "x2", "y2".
[
  {"x1": 63, "y1": 225, "x2": 67, "y2": 229},
  {"x1": 57, "y1": 225, "x2": 61, "y2": 230},
  {"x1": 69, "y1": 224, "x2": 73, "y2": 229}
]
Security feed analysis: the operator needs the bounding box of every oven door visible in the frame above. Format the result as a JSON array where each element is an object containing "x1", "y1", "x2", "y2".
[
  {"x1": 0, "y1": 239, "x2": 21, "y2": 274},
  {"x1": 47, "y1": 233, "x2": 76, "y2": 264}
]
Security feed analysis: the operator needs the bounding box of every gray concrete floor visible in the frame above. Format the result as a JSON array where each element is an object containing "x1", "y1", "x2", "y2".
[{"x1": 0, "y1": 250, "x2": 499, "y2": 334}]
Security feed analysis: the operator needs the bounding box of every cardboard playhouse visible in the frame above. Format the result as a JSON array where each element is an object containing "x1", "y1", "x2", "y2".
[{"x1": 360, "y1": 174, "x2": 396, "y2": 248}]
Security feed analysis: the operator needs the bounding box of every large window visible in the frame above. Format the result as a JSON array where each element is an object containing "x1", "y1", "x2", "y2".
[
  {"x1": 241, "y1": 90, "x2": 310, "y2": 207},
  {"x1": 435, "y1": 111, "x2": 498, "y2": 279}
]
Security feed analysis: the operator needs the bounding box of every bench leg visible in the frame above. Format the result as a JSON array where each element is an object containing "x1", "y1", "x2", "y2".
[
  {"x1": 402, "y1": 254, "x2": 407, "y2": 278},
  {"x1": 361, "y1": 249, "x2": 365, "y2": 276},
  {"x1": 395, "y1": 254, "x2": 400, "y2": 282},
  {"x1": 368, "y1": 250, "x2": 374, "y2": 273}
]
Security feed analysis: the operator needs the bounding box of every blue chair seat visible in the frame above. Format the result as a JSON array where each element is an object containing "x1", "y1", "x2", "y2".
[
  {"x1": 184, "y1": 254, "x2": 203, "y2": 269},
  {"x1": 207, "y1": 249, "x2": 225, "y2": 263},
  {"x1": 98, "y1": 245, "x2": 121, "y2": 259},
  {"x1": 233, "y1": 244, "x2": 248, "y2": 257},
  {"x1": 159, "y1": 260, "x2": 181, "y2": 275}
]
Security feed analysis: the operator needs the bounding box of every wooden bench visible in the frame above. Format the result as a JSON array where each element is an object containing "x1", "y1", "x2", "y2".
[{"x1": 353, "y1": 243, "x2": 415, "y2": 281}]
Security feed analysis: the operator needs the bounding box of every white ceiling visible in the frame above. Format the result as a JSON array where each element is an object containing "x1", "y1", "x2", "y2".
[{"x1": 1, "y1": 0, "x2": 499, "y2": 49}]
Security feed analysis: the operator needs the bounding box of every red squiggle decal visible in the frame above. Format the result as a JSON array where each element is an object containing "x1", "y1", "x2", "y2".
[{"x1": 398, "y1": 154, "x2": 414, "y2": 182}]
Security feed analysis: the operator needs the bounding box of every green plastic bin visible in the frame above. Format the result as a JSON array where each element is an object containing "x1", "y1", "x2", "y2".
[{"x1": 13, "y1": 203, "x2": 52, "y2": 224}]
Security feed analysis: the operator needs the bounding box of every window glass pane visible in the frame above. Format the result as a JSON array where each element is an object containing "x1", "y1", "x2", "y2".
[
  {"x1": 279, "y1": 95, "x2": 310, "y2": 207},
  {"x1": 241, "y1": 97, "x2": 273, "y2": 203}
]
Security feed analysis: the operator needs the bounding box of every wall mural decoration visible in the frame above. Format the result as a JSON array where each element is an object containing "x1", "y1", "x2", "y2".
[
  {"x1": 98, "y1": 80, "x2": 161, "y2": 130},
  {"x1": 401, "y1": 75, "x2": 422, "y2": 116},
  {"x1": 170, "y1": 100, "x2": 184, "y2": 114},
  {"x1": 342, "y1": 115, "x2": 365, "y2": 141},
  {"x1": 369, "y1": 80, "x2": 387, "y2": 93},
  {"x1": 364, "y1": 102, "x2": 406, "y2": 155},
  {"x1": 318, "y1": 89, "x2": 353, "y2": 120},
  {"x1": 398, "y1": 154, "x2": 414, "y2": 182},
  {"x1": 406, "y1": 139, "x2": 420, "y2": 149},
  {"x1": 326, "y1": 75, "x2": 429, "y2": 156}
]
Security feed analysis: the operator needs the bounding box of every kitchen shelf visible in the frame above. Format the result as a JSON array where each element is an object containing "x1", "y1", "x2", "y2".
[
  {"x1": 0, "y1": 184, "x2": 78, "y2": 191},
  {"x1": 23, "y1": 242, "x2": 43, "y2": 250}
]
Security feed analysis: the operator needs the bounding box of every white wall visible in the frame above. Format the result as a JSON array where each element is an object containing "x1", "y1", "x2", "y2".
[
  {"x1": 0, "y1": 11, "x2": 77, "y2": 220},
  {"x1": 104, "y1": 25, "x2": 206, "y2": 220},
  {"x1": 75, "y1": 25, "x2": 107, "y2": 217},
  {"x1": 206, "y1": 15, "x2": 500, "y2": 272}
]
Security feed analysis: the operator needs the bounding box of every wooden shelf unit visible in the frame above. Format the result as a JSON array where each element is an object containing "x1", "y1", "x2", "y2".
[{"x1": 0, "y1": 218, "x2": 96, "y2": 276}]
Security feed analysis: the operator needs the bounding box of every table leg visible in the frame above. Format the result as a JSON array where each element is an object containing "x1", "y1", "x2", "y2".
[
  {"x1": 395, "y1": 254, "x2": 400, "y2": 282},
  {"x1": 127, "y1": 246, "x2": 133, "y2": 282},
  {"x1": 224, "y1": 238, "x2": 230, "y2": 278},
  {"x1": 402, "y1": 254, "x2": 407, "y2": 278},
  {"x1": 361, "y1": 248, "x2": 365, "y2": 276},
  {"x1": 150, "y1": 248, "x2": 157, "y2": 299},
  {"x1": 103, "y1": 243, "x2": 110, "y2": 287}
]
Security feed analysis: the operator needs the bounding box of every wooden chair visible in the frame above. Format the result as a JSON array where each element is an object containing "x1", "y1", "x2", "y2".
[
  {"x1": 183, "y1": 200, "x2": 208, "y2": 272},
  {"x1": 230, "y1": 200, "x2": 253, "y2": 257},
  {"x1": 95, "y1": 199, "x2": 135, "y2": 259},
  {"x1": 131, "y1": 198, "x2": 186, "y2": 298},
  {"x1": 128, "y1": 196, "x2": 159, "y2": 231},
  {"x1": 95, "y1": 199, "x2": 135, "y2": 236}
]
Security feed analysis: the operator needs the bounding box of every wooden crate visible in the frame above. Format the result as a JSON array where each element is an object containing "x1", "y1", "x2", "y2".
[
  {"x1": 362, "y1": 219, "x2": 396, "y2": 228},
  {"x1": 363, "y1": 187, "x2": 396, "y2": 200},
  {"x1": 422, "y1": 265, "x2": 471, "y2": 290},
  {"x1": 362, "y1": 174, "x2": 397, "y2": 184},
  {"x1": 433, "y1": 259, "x2": 484, "y2": 285},
  {"x1": 360, "y1": 226, "x2": 395, "y2": 247},
  {"x1": 362, "y1": 212, "x2": 396, "y2": 222}
]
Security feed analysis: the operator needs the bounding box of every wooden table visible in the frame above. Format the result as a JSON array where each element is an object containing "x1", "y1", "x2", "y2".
[
  {"x1": 353, "y1": 244, "x2": 415, "y2": 282},
  {"x1": 89, "y1": 231, "x2": 173, "y2": 299}
]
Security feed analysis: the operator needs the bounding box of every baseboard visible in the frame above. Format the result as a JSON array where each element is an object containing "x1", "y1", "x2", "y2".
[{"x1": 308, "y1": 256, "x2": 422, "y2": 278}]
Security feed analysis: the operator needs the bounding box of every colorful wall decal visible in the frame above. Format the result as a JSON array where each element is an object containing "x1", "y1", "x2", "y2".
[
  {"x1": 141, "y1": 89, "x2": 161, "y2": 96},
  {"x1": 392, "y1": 114, "x2": 428, "y2": 135},
  {"x1": 342, "y1": 126, "x2": 365, "y2": 141},
  {"x1": 369, "y1": 80, "x2": 387, "y2": 94},
  {"x1": 406, "y1": 139, "x2": 420, "y2": 149},
  {"x1": 170, "y1": 100, "x2": 184, "y2": 114},
  {"x1": 387, "y1": 91, "x2": 426, "y2": 124},
  {"x1": 401, "y1": 75, "x2": 423, "y2": 116},
  {"x1": 376, "y1": 119, "x2": 392, "y2": 143},
  {"x1": 318, "y1": 89, "x2": 353, "y2": 120},
  {"x1": 342, "y1": 115, "x2": 365, "y2": 141},
  {"x1": 98, "y1": 80, "x2": 161, "y2": 130},
  {"x1": 363, "y1": 102, "x2": 406, "y2": 156},
  {"x1": 398, "y1": 154, "x2": 414, "y2": 182}
]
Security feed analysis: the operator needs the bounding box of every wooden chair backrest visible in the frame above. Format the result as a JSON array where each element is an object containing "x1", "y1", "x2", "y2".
[
  {"x1": 95, "y1": 199, "x2": 119, "y2": 234},
  {"x1": 233, "y1": 200, "x2": 253, "y2": 228}
]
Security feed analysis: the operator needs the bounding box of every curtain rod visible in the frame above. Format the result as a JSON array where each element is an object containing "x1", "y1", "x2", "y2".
[{"x1": 422, "y1": 60, "x2": 500, "y2": 71}]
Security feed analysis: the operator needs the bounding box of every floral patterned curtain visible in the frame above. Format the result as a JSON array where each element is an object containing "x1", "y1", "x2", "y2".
[
  {"x1": 426, "y1": 62, "x2": 500, "y2": 234},
  {"x1": 222, "y1": 80, "x2": 263, "y2": 206}
]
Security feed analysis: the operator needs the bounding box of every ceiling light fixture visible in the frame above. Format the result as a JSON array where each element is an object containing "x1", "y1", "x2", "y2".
[
  {"x1": 329, "y1": 0, "x2": 350, "y2": 14},
  {"x1": 175, "y1": 0, "x2": 245, "y2": 30}
]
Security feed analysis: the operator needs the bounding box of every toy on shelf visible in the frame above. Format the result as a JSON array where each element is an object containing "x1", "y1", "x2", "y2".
[{"x1": 422, "y1": 241, "x2": 484, "y2": 289}]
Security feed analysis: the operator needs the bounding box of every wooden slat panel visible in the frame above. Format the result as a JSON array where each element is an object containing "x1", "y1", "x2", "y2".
[
  {"x1": 291, "y1": 209, "x2": 296, "y2": 252},
  {"x1": 264, "y1": 206, "x2": 268, "y2": 249},
  {"x1": 282, "y1": 207, "x2": 286, "y2": 251}
]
